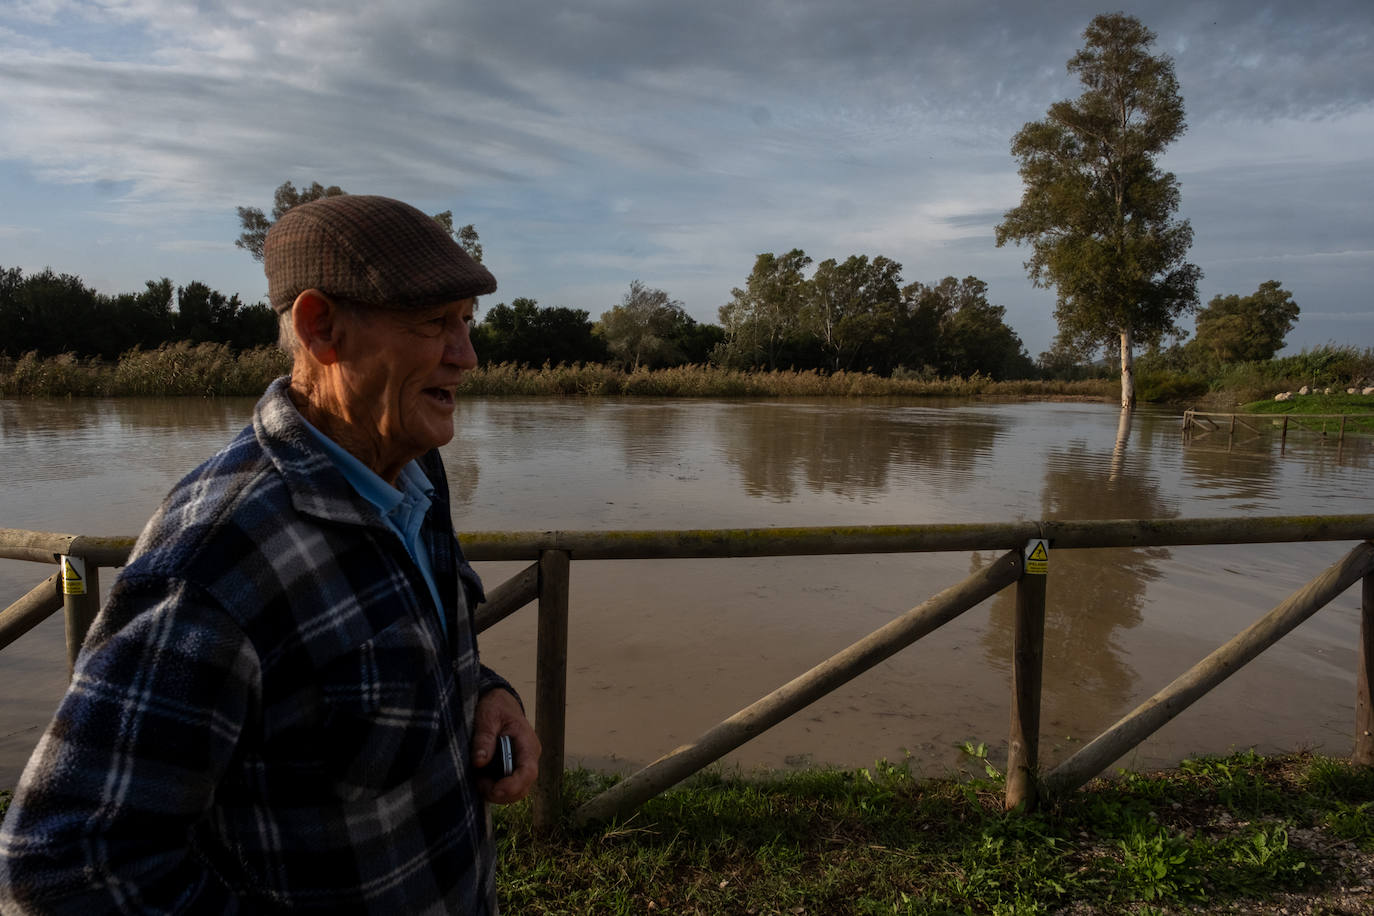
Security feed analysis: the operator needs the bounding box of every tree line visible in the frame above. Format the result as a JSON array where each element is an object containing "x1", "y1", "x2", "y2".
[
  {"x1": 0, "y1": 256, "x2": 1036, "y2": 379},
  {"x1": 0, "y1": 267, "x2": 277, "y2": 360},
  {"x1": 460, "y1": 260, "x2": 1296, "y2": 382},
  {"x1": 0, "y1": 258, "x2": 1299, "y2": 384},
  {"x1": 715, "y1": 252, "x2": 1034, "y2": 379}
]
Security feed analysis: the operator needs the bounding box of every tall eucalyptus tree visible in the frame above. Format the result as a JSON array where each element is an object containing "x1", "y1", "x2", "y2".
[{"x1": 996, "y1": 13, "x2": 1200, "y2": 408}]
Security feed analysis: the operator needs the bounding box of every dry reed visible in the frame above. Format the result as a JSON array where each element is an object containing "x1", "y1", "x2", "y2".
[{"x1": 1, "y1": 351, "x2": 1118, "y2": 400}]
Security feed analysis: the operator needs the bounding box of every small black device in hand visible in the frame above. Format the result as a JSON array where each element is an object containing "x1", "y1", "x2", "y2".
[{"x1": 478, "y1": 734, "x2": 515, "y2": 781}]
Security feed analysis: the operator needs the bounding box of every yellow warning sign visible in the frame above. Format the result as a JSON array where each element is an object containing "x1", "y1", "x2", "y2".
[
  {"x1": 61, "y1": 555, "x2": 86, "y2": 596},
  {"x1": 1024, "y1": 539, "x2": 1049, "y2": 575}
]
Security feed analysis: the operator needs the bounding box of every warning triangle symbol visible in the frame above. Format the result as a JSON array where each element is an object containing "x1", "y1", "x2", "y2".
[
  {"x1": 63, "y1": 563, "x2": 83, "y2": 584},
  {"x1": 1027, "y1": 542, "x2": 1048, "y2": 563}
]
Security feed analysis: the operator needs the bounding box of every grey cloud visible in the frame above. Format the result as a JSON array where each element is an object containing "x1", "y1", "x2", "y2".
[
  {"x1": 430, "y1": 0, "x2": 1372, "y2": 118},
  {"x1": 9, "y1": 1, "x2": 1368, "y2": 185},
  {"x1": 158, "y1": 239, "x2": 233, "y2": 252},
  {"x1": 1172, "y1": 16, "x2": 1374, "y2": 120},
  {"x1": 1183, "y1": 159, "x2": 1374, "y2": 258},
  {"x1": 941, "y1": 209, "x2": 1007, "y2": 231}
]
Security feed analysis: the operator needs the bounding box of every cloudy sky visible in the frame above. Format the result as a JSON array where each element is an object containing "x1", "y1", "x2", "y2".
[{"x1": 1, "y1": 0, "x2": 1370, "y2": 358}]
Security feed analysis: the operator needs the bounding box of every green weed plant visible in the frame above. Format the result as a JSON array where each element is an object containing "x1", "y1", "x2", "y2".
[{"x1": 492, "y1": 750, "x2": 1371, "y2": 915}]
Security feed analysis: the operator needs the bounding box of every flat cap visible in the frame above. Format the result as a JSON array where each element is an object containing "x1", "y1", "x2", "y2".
[{"x1": 264, "y1": 194, "x2": 496, "y2": 313}]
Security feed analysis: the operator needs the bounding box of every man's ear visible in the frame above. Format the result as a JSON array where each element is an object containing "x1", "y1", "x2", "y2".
[{"x1": 291, "y1": 290, "x2": 344, "y2": 365}]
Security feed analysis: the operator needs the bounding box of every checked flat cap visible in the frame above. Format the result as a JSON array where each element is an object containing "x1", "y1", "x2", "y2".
[{"x1": 264, "y1": 194, "x2": 497, "y2": 313}]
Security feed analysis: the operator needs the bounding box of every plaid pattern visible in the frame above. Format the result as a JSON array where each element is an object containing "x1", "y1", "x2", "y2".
[{"x1": 0, "y1": 378, "x2": 515, "y2": 914}]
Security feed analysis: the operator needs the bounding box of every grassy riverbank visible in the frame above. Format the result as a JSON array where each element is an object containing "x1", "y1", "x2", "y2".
[
  {"x1": 0, "y1": 344, "x2": 291, "y2": 397},
  {"x1": 1238, "y1": 395, "x2": 1374, "y2": 436},
  {"x1": 0, "y1": 345, "x2": 1117, "y2": 399},
  {"x1": 3, "y1": 751, "x2": 1370, "y2": 911},
  {"x1": 455, "y1": 362, "x2": 1118, "y2": 399},
  {"x1": 492, "y1": 751, "x2": 1373, "y2": 915},
  {"x1": 2, "y1": 343, "x2": 1371, "y2": 406},
  {"x1": 1241, "y1": 393, "x2": 1374, "y2": 415}
]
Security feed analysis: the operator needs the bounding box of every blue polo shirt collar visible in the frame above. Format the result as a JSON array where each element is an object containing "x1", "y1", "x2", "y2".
[{"x1": 296, "y1": 415, "x2": 447, "y2": 636}]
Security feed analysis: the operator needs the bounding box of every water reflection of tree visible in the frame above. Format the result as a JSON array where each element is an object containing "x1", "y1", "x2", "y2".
[
  {"x1": 442, "y1": 451, "x2": 482, "y2": 510},
  {"x1": 440, "y1": 405, "x2": 487, "y2": 510},
  {"x1": 0, "y1": 398, "x2": 257, "y2": 491},
  {"x1": 1177, "y1": 442, "x2": 1281, "y2": 507},
  {"x1": 609, "y1": 402, "x2": 692, "y2": 470},
  {"x1": 0, "y1": 397, "x2": 254, "y2": 442},
  {"x1": 1180, "y1": 435, "x2": 1373, "y2": 510},
  {"x1": 978, "y1": 411, "x2": 1176, "y2": 715},
  {"x1": 718, "y1": 403, "x2": 1004, "y2": 501}
]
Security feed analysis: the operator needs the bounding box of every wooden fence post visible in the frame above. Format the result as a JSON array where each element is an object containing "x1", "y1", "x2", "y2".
[
  {"x1": 533, "y1": 549, "x2": 571, "y2": 830},
  {"x1": 1006, "y1": 539, "x2": 1048, "y2": 811},
  {"x1": 60, "y1": 556, "x2": 100, "y2": 679},
  {"x1": 1356, "y1": 558, "x2": 1374, "y2": 766}
]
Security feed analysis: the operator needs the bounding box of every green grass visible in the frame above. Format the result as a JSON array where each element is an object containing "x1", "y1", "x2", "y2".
[
  {"x1": 2, "y1": 753, "x2": 1367, "y2": 912},
  {"x1": 494, "y1": 751, "x2": 1374, "y2": 915},
  {"x1": 1231, "y1": 393, "x2": 1374, "y2": 436},
  {"x1": 1240, "y1": 393, "x2": 1374, "y2": 415}
]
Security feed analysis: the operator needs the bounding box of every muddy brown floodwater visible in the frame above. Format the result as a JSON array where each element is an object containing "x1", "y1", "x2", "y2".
[{"x1": 2, "y1": 395, "x2": 1371, "y2": 787}]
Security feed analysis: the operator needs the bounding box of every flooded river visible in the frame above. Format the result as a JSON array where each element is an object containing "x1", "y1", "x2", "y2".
[{"x1": 2, "y1": 395, "x2": 1371, "y2": 786}]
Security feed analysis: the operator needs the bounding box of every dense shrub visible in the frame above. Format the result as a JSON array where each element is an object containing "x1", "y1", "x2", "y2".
[
  {"x1": 1205, "y1": 346, "x2": 1374, "y2": 404},
  {"x1": 111, "y1": 343, "x2": 288, "y2": 396},
  {"x1": 1137, "y1": 371, "x2": 1210, "y2": 403},
  {"x1": 0, "y1": 352, "x2": 108, "y2": 396}
]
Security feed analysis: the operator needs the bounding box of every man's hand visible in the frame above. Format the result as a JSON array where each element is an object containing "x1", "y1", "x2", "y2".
[{"x1": 471, "y1": 688, "x2": 540, "y2": 804}]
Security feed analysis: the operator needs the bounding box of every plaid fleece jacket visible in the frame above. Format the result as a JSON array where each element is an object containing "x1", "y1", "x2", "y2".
[{"x1": 0, "y1": 378, "x2": 516, "y2": 914}]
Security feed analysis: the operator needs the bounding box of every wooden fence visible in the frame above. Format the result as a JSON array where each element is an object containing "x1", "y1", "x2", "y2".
[
  {"x1": 1182, "y1": 409, "x2": 1374, "y2": 447},
  {"x1": 3, "y1": 517, "x2": 1373, "y2": 830}
]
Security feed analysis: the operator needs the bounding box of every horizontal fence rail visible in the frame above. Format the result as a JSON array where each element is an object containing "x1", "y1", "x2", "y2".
[
  {"x1": 8, "y1": 516, "x2": 1374, "y2": 565},
  {"x1": 3, "y1": 516, "x2": 1373, "y2": 828},
  {"x1": 465, "y1": 516, "x2": 1374, "y2": 559}
]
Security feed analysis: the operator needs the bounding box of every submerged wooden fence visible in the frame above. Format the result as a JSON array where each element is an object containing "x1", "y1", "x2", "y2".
[
  {"x1": 1182, "y1": 409, "x2": 1374, "y2": 447},
  {"x1": 3, "y1": 517, "x2": 1373, "y2": 829}
]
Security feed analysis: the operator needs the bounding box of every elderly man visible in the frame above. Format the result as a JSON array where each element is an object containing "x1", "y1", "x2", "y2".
[{"x1": 0, "y1": 195, "x2": 538, "y2": 913}]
